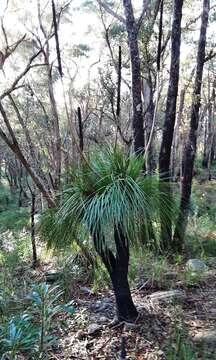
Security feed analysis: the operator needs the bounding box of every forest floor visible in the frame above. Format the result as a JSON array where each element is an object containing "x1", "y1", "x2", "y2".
[{"x1": 35, "y1": 259, "x2": 216, "y2": 360}]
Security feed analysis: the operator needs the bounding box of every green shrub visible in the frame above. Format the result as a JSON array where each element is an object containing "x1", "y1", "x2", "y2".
[{"x1": 0, "y1": 283, "x2": 75, "y2": 359}]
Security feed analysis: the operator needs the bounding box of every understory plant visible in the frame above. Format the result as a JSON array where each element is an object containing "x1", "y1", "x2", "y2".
[
  {"x1": 40, "y1": 148, "x2": 172, "y2": 322},
  {"x1": 166, "y1": 323, "x2": 197, "y2": 360},
  {"x1": 0, "y1": 283, "x2": 74, "y2": 359}
]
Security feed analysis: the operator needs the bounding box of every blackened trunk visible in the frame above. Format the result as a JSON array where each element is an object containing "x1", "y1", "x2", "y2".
[
  {"x1": 159, "y1": 0, "x2": 183, "y2": 250},
  {"x1": 123, "y1": 0, "x2": 144, "y2": 154},
  {"x1": 174, "y1": 0, "x2": 210, "y2": 249},
  {"x1": 111, "y1": 227, "x2": 138, "y2": 321},
  {"x1": 116, "y1": 46, "x2": 122, "y2": 118},
  {"x1": 47, "y1": 64, "x2": 61, "y2": 190},
  {"x1": 77, "y1": 107, "x2": 84, "y2": 152},
  {"x1": 93, "y1": 227, "x2": 138, "y2": 322}
]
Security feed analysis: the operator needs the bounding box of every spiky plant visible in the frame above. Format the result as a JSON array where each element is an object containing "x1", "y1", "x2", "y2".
[{"x1": 40, "y1": 148, "x2": 172, "y2": 321}]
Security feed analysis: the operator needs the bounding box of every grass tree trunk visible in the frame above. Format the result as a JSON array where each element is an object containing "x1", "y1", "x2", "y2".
[
  {"x1": 174, "y1": 0, "x2": 210, "y2": 250},
  {"x1": 93, "y1": 226, "x2": 138, "y2": 322},
  {"x1": 159, "y1": 0, "x2": 184, "y2": 251}
]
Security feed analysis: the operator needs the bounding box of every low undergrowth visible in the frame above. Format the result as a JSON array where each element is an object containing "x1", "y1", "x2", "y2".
[{"x1": 0, "y1": 179, "x2": 216, "y2": 358}]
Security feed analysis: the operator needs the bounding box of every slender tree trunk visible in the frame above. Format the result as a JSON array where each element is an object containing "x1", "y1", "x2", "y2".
[
  {"x1": 0, "y1": 101, "x2": 55, "y2": 208},
  {"x1": 144, "y1": 77, "x2": 156, "y2": 173},
  {"x1": 47, "y1": 67, "x2": 61, "y2": 190},
  {"x1": 210, "y1": 84, "x2": 216, "y2": 166},
  {"x1": 31, "y1": 192, "x2": 38, "y2": 268},
  {"x1": 171, "y1": 88, "x2": 185, "y2": 181},
  {"x1": 77, "y1": 107, "x2": 84, "y2": 152},
  {"x1": 174, "y1": 0, "x2": 210, "y2": 249},
  {"x1": 202, "y1": 79, "x2": 215, "y2": 169},
  {"x1": 123, "y1": 0, "x2": 144, "y2": 154},
  {"x1": 159, "y1": 0, "x2": 184, "y2": 250},
  {"x1": 8, "y1": 95, "x2": 49, "y2": 190},
  {"x1": 93, "y1": 226, "x2": 138, "y2": 322}
]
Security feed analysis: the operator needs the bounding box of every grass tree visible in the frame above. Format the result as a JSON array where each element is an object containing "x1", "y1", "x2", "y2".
[{"x1": 40, "y1": 148, "x2": 170, "y2": 322}]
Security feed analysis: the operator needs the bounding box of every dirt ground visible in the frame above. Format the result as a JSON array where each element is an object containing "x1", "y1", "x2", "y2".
[{"x1": 47, "y1": 269, "x2": 216, "y2": 360}]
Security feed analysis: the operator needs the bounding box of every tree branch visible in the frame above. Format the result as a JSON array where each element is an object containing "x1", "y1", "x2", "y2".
[
  {"x1": 137, "y1": 0, "x2": 151, "y2": 31},
  {"x1": 0, "y1": 50, "x2": 42, "y2": 100},
  {"x1": 96, "y1": 0, "x2": 126, "y2": 24}
]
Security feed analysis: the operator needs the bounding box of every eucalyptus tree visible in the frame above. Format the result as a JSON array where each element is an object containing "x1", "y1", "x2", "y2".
[
  {"x1": 174, "y1": 0, "x2": 210, "y2": 249},
  {"x1": 202, "y1": 73, "x2": 216, "y2": 172},
  {"x1": 158, "y1": 0, "x2": 184, "y2": 250},
  {"x1": 97, "y1": 0, "x2": 152, "y2": 154},
  {"x1": 0, "y1": 0, "x2": 71, "y2": 206}
]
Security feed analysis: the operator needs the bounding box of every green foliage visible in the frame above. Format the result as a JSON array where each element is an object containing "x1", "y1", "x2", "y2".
[
  {"x1": 184, "y1": 268, "x2": 207, "y2": 287},
  {"x1": 72, "y1": 43, "x2": 91, "y2": 57},
  {"x1": 28, "y1": 282, "x2": 74, "y2": 353},
  {"x1": 109, "y1": 23, "x2": 125, "y2": 38},
  {"x1": 0, "y1": 184, "x2": 12, "y2": 212},
  {"x1": 166, "y1": 324, "x2": 197, "y2": 360},
  {"x1": 0, "y1": 283, "x2": 75, "y2": 359},
  {"x1": 0, "y1": 183, "x2": 29, "y2": 235},
  {"x1": 0, "y1": 314, "x2": 38, "y2": 359},
  {"x1": 128, "y1": 249, "x2": 173, "y2": 289},
  {"x1": 186, "y1": 182, "x2": 216, "y2": 257},
  {"x1": 40, "y1": 148, "x2": 172, "y2": 253},
  {"x1": 165, "y1": 306, "x2": 197, "y2": 360},
  {"x1": 55, "y1": 250, "x2": 96, "y2": 298},
  {"x1": 0, "y1": 208, "x2": 29, "y2": 233}
]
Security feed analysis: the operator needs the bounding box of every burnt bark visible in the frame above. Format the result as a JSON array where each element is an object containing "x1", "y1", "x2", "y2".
[
  {"x1": 77, "y1": 107, "x2": 84, "y2": 152},
  {"x1": 174, "y1": 0, "x2": 210, "y2": 249},
  {"x1": 116, "y1": 46, "x2": 122, "y2": 119},
  {"x1": 52, "y1": 0, "x2": 63, "y2": 77},
  {"x1": 159, "y1": 0, "x2": 184, "y2": 250},
  {"x1": 93, "y1": 226, "x2": 138, "y2": 322},
  {"x1": 123, "y1": 0, "x2": 144, "y2": 154},
  {"x1": 47, "y1": 66, "x2": 61, "y2": 190}
]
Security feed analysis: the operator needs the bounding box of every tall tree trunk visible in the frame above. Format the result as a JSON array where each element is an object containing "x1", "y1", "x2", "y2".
[
  {"x1": 202, "y1": 79, "x2": 216, "y2": 169},
  {"x1": 47, "y1": 67, "x2": 61, "y2": 190},
  {"x1": 144, "y1": 76, "x2": 156, "y2": 173},
  {"x1": 93, "y1": 226, "x2": 138, "y2": 322},
  {"x1": 77, "y1": 107, "x2": 84, "y2": 152},
  {"x1": 159, "y1": 0, "x2": 184, "y2": 250},
  {"x1": 123, "y1": 0, "x2": 144, "y2": 154},
  {"x1": 171, "y1": 88, "x2": 185, "y2": 181},
  {"x1": 174, "y1": 0, "x2": 210, "y2": 249},
  {"x1": 31, "y1": 192, "x2": 38, "y2": 268}
]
